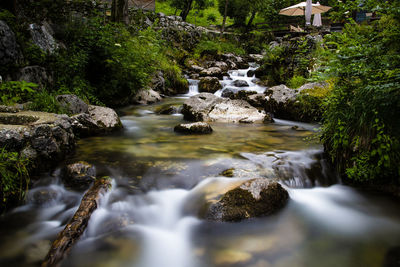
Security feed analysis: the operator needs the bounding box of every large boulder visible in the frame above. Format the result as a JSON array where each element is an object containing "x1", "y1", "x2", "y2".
[
  {"x1": 265, "y1": 82, "x2": 328, "y2": 122},
  {"x1": 131, "y1": 89, "x2": 162, "y2": 105},
  {"x1": 62, "y1": 161, "x2": 96, "y2": 190},
  {"x1": 200, "y1": 67, "x2": 224, "y2": 79},
  {"x1": 72, "y1": 105, "x2": 122, "y2": 136},
  {"x1": 198, "y1": 77, "x2": 222, "y2": 93},
  {"x1": 204, "y1": 179, "x2": 289, "y2": 222},
  {"x1": 15, "y1": 66, "x2": 53, "y2": 89},
  {"x1": 28, "y1": 22, "x2": 59, "y2": 54},
  {"x1": 56, "y1": 94, "x2": 89, "y2": 115},
  {"x1": 174, "y1": 122, "x2": 213, "y2": 134},
  {"x1": 0, "y1": 111, "x2": 75, "y2": 170},
  {"x1": 0, "y1": 20, "x2": 23, "y2": 66},
  {"x1": 182, "y1": 93, "x2": 267, "y2": 123}
]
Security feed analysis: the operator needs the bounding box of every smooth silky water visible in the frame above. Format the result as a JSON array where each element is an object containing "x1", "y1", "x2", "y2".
[{"x1": 0, "y1": 68, "x2": 399, "y2": 267}]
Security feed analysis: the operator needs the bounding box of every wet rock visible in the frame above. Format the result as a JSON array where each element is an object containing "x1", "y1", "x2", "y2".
[
  {"x1": 247, "y1": 69, "x2": 256, "y2": 77},
  {"x1": 232, "y1": 80, "x2": 249, "y2": 87},
  {"x1": 248, "y1": 54, "x2": 264, "y2": 63},
  {"x1": 221, "y1": 88, "x2": 239, "y2": 98},
  {"x1": 156, "y1": 105, "x2": 179, "y2": 115},
  {"x1": 0, "y1": 20, "x2": 23, "y2": 66},
  {"x1": 247, "y1": 93, "x2": 266, "y2": 108},
  {"x1": 131, "y1": 89, "x2": 162, "y2": 105},
  {"x1": 198, "y1": 77, "x2": 222, "y2": 93},
  {"x1": 15, "y1": 66, "x2": 52, "y2": 89},
  {"x1": 150, "y1": 71, "x2": 165, "y2": 93},
  {"x1": 204, "y1": 178, "x2": 289, "y2": 222},
  {"x1": 174, "y1": 122, "x2": 213, "y2": 134},
  {"x1": 28, "y1": 22, "x2": 59, "y2": 53},
  {"x1": 62, "y1": 161, "x2": 96, "y2": 190},
  {"x1": 200, "y1": 67, "x2": 224, "y2": 79},
  {"x1": 56, "y1": 94, "x2": 89, "y2": 115},
  {"x1": 220, "y1": 168, "x2": 235, "y2": 177},
  {"x1": 182, "y1": 93, "x2": 267, "y2": 123}
]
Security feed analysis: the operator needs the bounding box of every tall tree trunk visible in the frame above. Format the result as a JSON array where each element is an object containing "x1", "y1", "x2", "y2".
[
  {"x1": 246, "y1": 10, "x2": 257, "y2": 30},
  {"x1": 180, "y1": 0, "x2": 193, "y2": 21},
  {"x1": 220, "y1": 0, "x2": 229, "y2": 38},
  {"x1": 111, "y1": 0, "x2": 129, "y2": 25}
]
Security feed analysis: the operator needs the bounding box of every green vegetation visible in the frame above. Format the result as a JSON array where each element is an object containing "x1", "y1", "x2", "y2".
[
  {"x1": 193, "y1": 38, "x2": 245, "y2": 59},
  {"x1": 321, "y1": 14, "x2": 400, "y2": 182},
  {"x1": 0, "y1": 148, "x2": 30, "y2": 211},
  {"x1": 0, "y1": 81, "x2": 38, "y2": 105}
]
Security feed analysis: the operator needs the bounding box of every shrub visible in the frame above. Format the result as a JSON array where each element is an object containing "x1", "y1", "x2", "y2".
[
  {"x1": 321, "y1": 16, "x2": 400, "y2": 182},
  {"x1": 288, "y1": 75, "x2": 307, "y2": 89},
  {"x1": 0, "y1": 81, "x2": 38, "y2": 105},
  {"x1": 193, "y1": 38, "x2": 245, "y2": 59},
  {"x1": 0, "y1": 148, "x2": 30, "y2": 212}
]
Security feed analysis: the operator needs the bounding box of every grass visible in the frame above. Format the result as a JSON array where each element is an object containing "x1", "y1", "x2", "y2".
[{"x1": 156, "y1": 0, "x2": 234, "y2": 28}]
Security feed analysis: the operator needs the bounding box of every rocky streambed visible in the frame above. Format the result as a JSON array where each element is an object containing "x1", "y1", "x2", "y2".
[{"x1": 0, "y1": 64, "x2": 400, "y2": 267}]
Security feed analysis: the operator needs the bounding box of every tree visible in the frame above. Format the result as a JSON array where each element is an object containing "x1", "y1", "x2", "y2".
[
  {"x1": 170, "y1": 0, "x2": 210, "y2": 21},
  {"x1": 111, "y1": 0, "x2": 129, "y2": 24},
  {"x1": 220, "y1": 0, "x2": 228, "y2": 37}
]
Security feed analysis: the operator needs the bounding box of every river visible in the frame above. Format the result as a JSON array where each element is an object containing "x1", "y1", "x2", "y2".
[{"x1": 0, "y1": 67, "x2": 399, "y2": 267}]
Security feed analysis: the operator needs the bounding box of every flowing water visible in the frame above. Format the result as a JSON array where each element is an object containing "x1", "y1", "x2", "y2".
[{"x1": 0, "y1": 67, "x2": 399, "y2": 267}]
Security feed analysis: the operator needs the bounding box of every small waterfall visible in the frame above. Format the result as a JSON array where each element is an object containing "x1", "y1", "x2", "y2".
[
  {"x1": 184, "y1": 79, "x2": 200, "y2": 97},
  {"x1": 215, "y1": 65, "x2": 266, "y2": 97}
]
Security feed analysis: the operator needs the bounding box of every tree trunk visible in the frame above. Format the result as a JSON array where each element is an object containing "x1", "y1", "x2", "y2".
[
  {"x1": 42, "y1": 177, "x2": 112, "y2": 267},
  {"x1": 180, "y1": 0, "x2": 193, "y2": 21},
  {"x1": 111, "y1": 0, "x2": 129, "y2": 25},
  {"x1": 220, "y1": 0, "x2": 229, "y2": 38},
  {"x1": 246, "y1": 10, "x2": 257, "y2": 30}
]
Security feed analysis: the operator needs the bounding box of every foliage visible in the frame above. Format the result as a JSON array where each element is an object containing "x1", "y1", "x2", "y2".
[
  {"x1": 193, "y1": 38, "x2": 245, "y2": 59},
  {"x1": 321, "y1": 15, "x2": 400, "y2": 182},
  {"x1": 0, "y1": 148, "x2": 30, "y2": 211},
  {"x1": 0, "y1": 81, "x2": 38, "y2": 105},
  {"x1": 288, "y1": 75, "x2": 307, "y2": 89},
  {"x1": 28, "y1": 91, "x2": 69, "y2": 114}
]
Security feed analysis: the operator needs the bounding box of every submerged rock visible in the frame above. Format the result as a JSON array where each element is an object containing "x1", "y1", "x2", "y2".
[
  {"x1": 174, "y1": 122, "x2": 213, "y2": 134},
  {"x1": 62, "y1": 161, "x2": 96, "y2": 190},
  {"x1": 198, "y1": 77, "x2": 222, "y2": 93},
  {"x1": 204, "y1": 178, "x2": 289, "y2": 222},
  {"x1": 232, "y1": 80, "x2": 249, "y2": 87},
  {"x1": 182, "y1": 93, "x2": 266, "y2": 123},
  {"x1": 156, "y1": 105, "x2": 179, "y2": 115}
]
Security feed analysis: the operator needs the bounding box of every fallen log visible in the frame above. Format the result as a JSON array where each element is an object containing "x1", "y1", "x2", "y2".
[{"x1": 42, "y1": 177, "x2": 112, "y2": 267}]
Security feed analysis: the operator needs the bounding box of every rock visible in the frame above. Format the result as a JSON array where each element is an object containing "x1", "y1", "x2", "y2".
[
  {"x1": 213, "y1": 61, "x2": 229, "y2": 72},
  {"x1": 221, "y1": 88, "x2": 239, "y2": 98},
  {"x1": 0, "y1": 111, "x2": 75, "y2": 170},
  {"x1": 220, "y1": 168, "x2": 235, "y2": 177},
  {"x1": 248, "y1": 54, "x2": 264, "y2": 63},
  {"x1": 28, "y1": 22, "x2": 59, "y2": 54},
  {"x1": 298, "y1": 82, "x2": 328, "y2": 91},
  {"x1": 204, "y1": 179, "x2": 289, "y2": 222},
  {"x1": 15, "y1": 66, "x2": 52, "y2": 89},
  {"x1": 247, "y1": 93, "x2": 266, "y2": 108},
  {"x1": 182, "y1": 93, "x2": 267, "y2": 123},
  {"x1": 190, "y1": 65, "x2": 205, "y2": 73},
  {"x1": 56, "y1": 94, "x2": 89, "y2": 115},
  {"x1": 62, "y1": 161, "x2": 96, "y2": 190},
  {"x1": 72, "y1": 105, "x2": 122, "y2": 136},
  {"x1": 0, "y1": 20, "x2": 23, "y2": 66},
  {"x1": 174, "y1": 122, "x2": 213, "y2": 134},
  {"x1": 150, "y1": 71, "x2": 165, "y2": 93},
  {"x1": 131, "y1": 89, "x2": 162, "y2": 105},
  {"x1": 200, "y1": 67, "x2": 224, "y2": 79},
  {"x1": 247, "y1": 69, "x2": 256, "y2": 77},
  {"x1": 198, "y1": 77, "x2": 222, "y2": 93},
  {"x1": 0, "y1": 105, "x2": 19, "y2": 113},
  {"x1": 156, "y1": 105, "x2": 179, "y2": 115},
  {"x1": 232, "y1": 80, "x2": 249, "y2": 87}
]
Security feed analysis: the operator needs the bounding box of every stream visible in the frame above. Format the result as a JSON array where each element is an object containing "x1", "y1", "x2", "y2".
[{"x1": 0, "y1": 67, "x2": 399, "y2": 267}]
